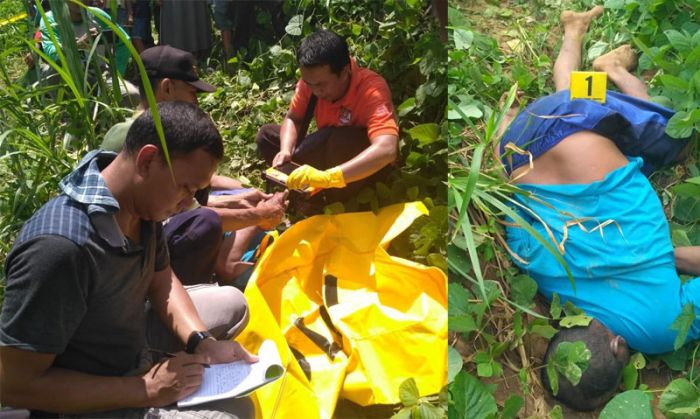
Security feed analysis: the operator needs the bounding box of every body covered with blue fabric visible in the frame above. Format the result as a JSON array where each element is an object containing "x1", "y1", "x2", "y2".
[
  {"x1": 499, "y1": 90, "x2": 688, "y2": 175},
  {"x1": 506, "y1": 157, "x2": 700, "y2": 354}
]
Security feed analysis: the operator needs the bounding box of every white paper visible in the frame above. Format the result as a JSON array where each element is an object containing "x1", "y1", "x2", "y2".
[{"x1": 178, "y1": 340, "x2": 284, "y2": 408}]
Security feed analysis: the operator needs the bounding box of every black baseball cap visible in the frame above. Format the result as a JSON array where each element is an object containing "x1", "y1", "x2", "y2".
[{"x1": 140, "y1": 45, "x2": 216, "y2": 93}]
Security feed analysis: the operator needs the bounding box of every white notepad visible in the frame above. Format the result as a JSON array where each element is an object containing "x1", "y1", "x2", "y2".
[{"x1": 178, "y1": 340, "x2": 284, "y2": 408}]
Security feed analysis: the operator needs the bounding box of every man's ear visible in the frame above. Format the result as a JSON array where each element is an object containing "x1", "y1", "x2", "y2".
[
  {"x1": 135, "y1": 144, "x2": 160, "y2": 177},
  {"x1": 159, "y1": 78, "x2": 174, "y2": 99}
]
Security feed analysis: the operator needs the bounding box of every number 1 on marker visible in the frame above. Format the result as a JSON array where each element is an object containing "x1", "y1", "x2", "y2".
[{"x1": 570, "y1": 71, "x2": 607, "y2": 103}]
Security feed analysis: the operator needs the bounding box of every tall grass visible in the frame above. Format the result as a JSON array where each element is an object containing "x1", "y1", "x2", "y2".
[{"x1": 0, "y1": 0, "x2": 164, "y2": 291}]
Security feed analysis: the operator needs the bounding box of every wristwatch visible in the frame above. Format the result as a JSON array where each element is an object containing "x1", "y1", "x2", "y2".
[{"x1": 186, "y1": 330, "x2": 214, "y2": 354}]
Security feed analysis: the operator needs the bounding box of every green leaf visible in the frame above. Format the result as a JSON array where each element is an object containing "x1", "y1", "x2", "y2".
[
  {"x1": 397, "y1": 97, "x2": 416, "y2": 117},
  {"x1": 391, "y1": 407, "x2": 412, "y2": 419},
  {"x1": 659, "y1": 378, "x2": 700, "y2": 419},
  {"x1": 449, "y1": 315, "x2": 477, "y2": 334},
  {"x1": 660, "y1": 346, "x2": 691, "y2": 371},
  {"x1": 447, "y1": 282, "x2": 472, "y2": 316},
  {"x1": 509, "y1": 274, "x2": 537, "y2": 306},
  {"x1": 453, "y1": 28, "x2": 473, "y2": 50},
  {"x1": 407, "y1": 123, "x2": 440, "y2": 145},
  {"x1": 449, "y1": 371, "x2": 497, "y2": 419},
  {"x1": 667, "y1": 111, "x2": 698, "y2": 139},
  {"x1": 622, "y1": 363, "x2": 638, "y2": 390},
  {"x1": 448, "y1": 346, "x2": 463, "y2": 383},
  {"x1": 665, "y1": 29, "x2": 692, "y2": 54},
  {"x1": 417, "y1": 403, "x2": 444, "y2": 419},
  {"x1": 285, "y1": 14, "x2": 303, "y2": 36},
  {"x1": 550, "y1": 341, "x2": 591, "y2": 388},
  {"x1": 559, "y1": 314, "x2": 593, "y2": 328},
  {"x1": 631, "y1": 352, "x2": 646, "y2": 370},
  {"x1": 398, "y1": 377, "x2": 420, "y2": 407},
  {"x1": 500, "y1": 395, "x2": 524, "y2": 419},
  {"x1": 549, "y1": 405, "x2": 563, "y2": 419},
  {"x1": 671, "y1": 303, "x2": 695, "y2": 350},
  {"x1": 530, "y1": 324, "x2": 558, "y2": 339},
  {"x1": 600, "y1": 390, "x2": 653, "y2": 419},
  {"x1": 550, "y1": 293, "x2": 562, "y2": 319}
]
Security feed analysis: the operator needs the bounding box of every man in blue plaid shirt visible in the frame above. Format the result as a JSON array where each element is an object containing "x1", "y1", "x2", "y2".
[{"x1": 0, "y1": 102, "x2": 257, "y2": 418}]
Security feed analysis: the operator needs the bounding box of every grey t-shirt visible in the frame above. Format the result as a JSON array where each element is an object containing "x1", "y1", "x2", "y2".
[{"x1": 0, "y1": 195, "x2": 169, "y2": 376}]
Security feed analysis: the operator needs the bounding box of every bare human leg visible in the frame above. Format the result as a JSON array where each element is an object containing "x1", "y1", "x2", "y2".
[
  {"x1": 592, "y1": 45, "x2": 650, "y2": 100},
  {"x1": 215, "y1": 226, "x2": 260, "y2": 283},
  {"x1": 553, "y1": 6, "x2": 605, "y2": 91}
]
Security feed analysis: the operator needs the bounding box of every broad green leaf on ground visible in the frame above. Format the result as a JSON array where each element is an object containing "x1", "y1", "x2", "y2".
[
  {"x1": 549, "y1": 405, "x2": 563, "y2": 419},
  {"x1": 622, "y1": 362, "x2": 638, "y2": 390},
  {"x1": 399, "y1": 377, "x2": 420, "y2": 407},
  {"x1": 559, "y1": 314, "x2": 593, "y2": 328},
  {"x1": 550, "y1": 293, "x2": 562, "y2": 319},
  {"x1": 671, "y1": 303, "x2": 695, "y2": 350},
  {"x1": 500, "y1": 395, "x2": 524, "y2": 419},
  {"x1": 448, "y1": 371, "x2": 497, "y2": 419},
  {"x1": 600, "y1": 390, "x2": 653, "y2": 419},
  {"x1": 667, "y1": 110, "x2": 700, "y2": 139},
  {"x1": 546, "y1": 341, "x2": 591, "y2": 395},
  {"x1": 509, "y1": 274, "x2": 537, "y2": 307},
  {"x1": 453, "y1": 28, "x2": 473, "y2": 50},
  {"x1": 530, "y1": 323, "x2": 558, "y2": 339},
  {"x1": 448, "y1": 345, "x2": 463, "y2": 384},
  {"x1": 659, "y1": 378, "x2": 700, "y2": 419},
  {"x1": 660, "y1": 345, "x2": 692, "y2": 372}
]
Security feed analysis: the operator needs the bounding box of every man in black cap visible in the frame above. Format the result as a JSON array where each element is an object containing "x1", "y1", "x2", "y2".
[{"x1": 101, "y1": 45, "x2": 287, "y2": 289}]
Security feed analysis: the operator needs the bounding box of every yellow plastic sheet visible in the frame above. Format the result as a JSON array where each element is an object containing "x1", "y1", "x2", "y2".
[{"x1": 236, "y1": 202, "x2": 447, "y2": 419}]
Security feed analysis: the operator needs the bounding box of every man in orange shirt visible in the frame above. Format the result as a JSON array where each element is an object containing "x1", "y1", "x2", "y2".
[{"x1": 256, "y1": 30, "x2": 399, "y2": 206}]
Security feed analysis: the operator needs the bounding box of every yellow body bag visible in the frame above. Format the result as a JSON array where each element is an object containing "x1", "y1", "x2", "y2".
[{"x1": 236, "y1": 202, "x2": 447, "y2": 418}]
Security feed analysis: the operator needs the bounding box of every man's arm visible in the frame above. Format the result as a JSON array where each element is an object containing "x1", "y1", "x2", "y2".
[
  {"x1": 675, "y1": 246, "x2": 700, "y2": 276},
  {"x1": 0, "y1": 347, "x2": 148, "y2": 413},
  {"x1": 336, "y1": 133, "x2": 398, "y2": 183},
  {"x1": 148, "y1": 268, "x2": 257, "y2": 365},
  {"x1": 210, "y1": 174, "x2": 243, "y2": 190},
  {"x1": 273, "y1": 116, "x2": 302, "y2": 167},
  {"x1": 0, "y1": 342, "x2": 209, "y2": 413},
  {"x1": 206, "y1": 191, "x2": 287, "y2": 231}
]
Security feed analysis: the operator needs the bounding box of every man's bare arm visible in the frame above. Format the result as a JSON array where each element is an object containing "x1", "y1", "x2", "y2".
[
  {"x1": 273, "y1": 116, "x2": 302, "y2": 167},
  {"x1": 148, "y1": 268, "x2": 208, "y2": 345},
  {"x1": 675, "y1": 246, "x2": 700, "y2": 276},
  {"x1": 337, "y1": 134, "x2": 398, "y2": 183},
  {"x1": 0, "y1": 347, "x2": 148, "y2": 413}
]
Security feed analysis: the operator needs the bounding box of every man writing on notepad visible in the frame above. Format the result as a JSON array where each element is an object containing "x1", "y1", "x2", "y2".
[{"x1": 0, "y1": 102, "x2": 257, "y2": 418}]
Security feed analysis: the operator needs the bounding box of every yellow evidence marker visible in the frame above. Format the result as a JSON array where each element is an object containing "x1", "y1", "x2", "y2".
[{"x1": 570, "y1": 71, "x2": 607, "y2": 103}]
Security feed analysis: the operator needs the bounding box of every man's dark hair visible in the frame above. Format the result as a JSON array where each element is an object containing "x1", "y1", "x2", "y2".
[
  {"x1": 297, "y1": 30, "x2": 350, "y2": 74},
  {"x1": 137, "y1": 75, "x2": 161, "y2": 103},
  {"x1": 124, "y1": 101, "x2": 223, "y2": 160},
  {"x1": 541, "y1": 324, "x2": 626, "y2": 411}
]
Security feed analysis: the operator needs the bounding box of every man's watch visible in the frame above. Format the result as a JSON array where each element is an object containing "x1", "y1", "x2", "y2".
[{"x1": 186, "y1": 330, "x2": 214, "y2": 354}]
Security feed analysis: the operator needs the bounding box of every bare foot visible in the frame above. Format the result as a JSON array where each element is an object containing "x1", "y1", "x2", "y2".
[
  {"x1": 592, "y1": 44, "x2": 638, "y2": 72},
  {"x1": 560, "y1": 5, "x2": 605, "y2": 37}
]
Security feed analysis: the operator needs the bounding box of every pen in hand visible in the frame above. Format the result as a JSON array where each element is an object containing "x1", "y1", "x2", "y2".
[{"x1": 147, "y1": 348, "x2": 210, "y2": 368}]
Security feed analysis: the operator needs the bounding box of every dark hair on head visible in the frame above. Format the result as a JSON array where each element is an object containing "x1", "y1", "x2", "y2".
[
  {"x1": 137, "y1": 75, "x2": 162, "y2": 103},
  {"x1": 297, "y1": 30, "x2": 350, "y2": 74},
  {"x1": 124, "y1": 101, "x2": 223, "y2": 160},
  {"x1": 541, "y1": 323, "x2": 626, "y2": 411}
]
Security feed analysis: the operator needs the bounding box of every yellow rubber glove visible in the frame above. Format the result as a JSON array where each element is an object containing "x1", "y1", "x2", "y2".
[{"x1": 286, "y1": 165, "x2": 346, "y2": 190}]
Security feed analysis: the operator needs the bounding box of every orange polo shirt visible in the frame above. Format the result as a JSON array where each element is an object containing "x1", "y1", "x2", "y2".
[{"x1": 288, "y1": 59, "x2": 399, "y2": 139}]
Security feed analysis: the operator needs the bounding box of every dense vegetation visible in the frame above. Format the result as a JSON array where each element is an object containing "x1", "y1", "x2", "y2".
[
  {"x1": 0, "y1": 0, "x2": 446, "y2": 287},
  {"x1": 448, "y1": 0, "x2": 700, "y2": 417},
  {"x1": 0, "y1": 1, "x2": 446, "y2": 416}
]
